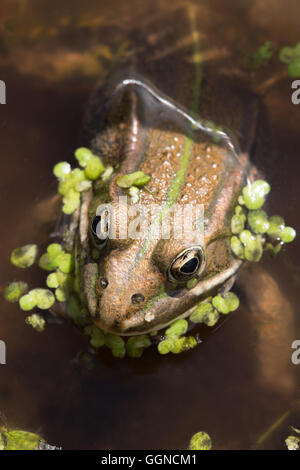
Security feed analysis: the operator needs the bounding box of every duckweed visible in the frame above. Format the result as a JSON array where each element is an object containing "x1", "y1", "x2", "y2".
[
  {"x1": 62, "y1": 188, "x2": 80, "y2": 214},
  {"x1": 84, "y1": 325, "x2": 151, "y2": 358},
  {"x1": 39, "y1": 243, "x2": 74, "y2": 275},
  {"x1": 32, "y1": 288, "x2": 55, "y2": 310},
  {"x1": 133, "y1": 175, "x2": 151, "y2": 187},
  {"x1": 57, "y1": 252, "x2": 74, "y2": 274},
  {"x1": 46, "y1": 272, "x2": 59, "y2": 289},
  {"x1": 116, "y1": 171, "x2": 144, "y2": 188},
  {"x1": 105, "y1": 333, "x2": 126, "y2": 358},
  {"x1": 212, "y1": 292, "x2": 239, "y2": 315},
  {"x1": 244, "y1": 240, "x2": 263, "y2": 262},
  {"x1": 266, "y1": 216, "x2": 295, "y2": 243},
  {"x1": 246, "y1": 42, "x2": 300, "y2": 78},
  {"x1": 248, "y1": 210, "x2": 270, "y2": 234},
  {"x1": 288, "y1": 58, "x2": 300, "y2": 78},
  {"x1": 190, "y1": 301, "x2": 219, "y2": 327},
  {"x1": 19, "y1": 292, "x2": 37, "y2": 311},
  {"x1": 279, "y1": 43, "x2": 300, "y2": 63},
  {"x1": 239, "y1": 230, "x2": 263, "y2": 262},
  {"x1": 0, "y1": 429, "x2": 43, "y2": 450},
  {"x1": 4, "y1": 281, "x2": 28, "y2": 303},
  {"x1": 189, "y1": 431, "x2": 212, "y2": 451},
  {"x1": 54, "y1": 148, "x2": 107, "y2": 215},
  {"x1": 47, "y1": 243, "x2": 63, "y2": 258},
  {"x1": 19, "y1": 288, "x2": 55, "y2": 311},
  {"x1": 25, "y1": 314, "x2": 46, "y2": 332},
  {"x1": 85, "y1": 325, "x2": 105, "y2": 348},
  {"x1": 165, "y1": 319, "x2": 188, "y2": 337},
  {"x1": 10, "y1": 244, "x2": 38, "y2": 269},
  {"x1": 285, "y1": 435, "x2": 300, "y2": 451},
  {"x1": 280, "y1": 226, "x2": 296, "y2": 243},
  {"x1": 279, "y1": 43, "x2": 300, "y2": 77},
  {"x1": 38, "y1": 253, "x2": 57, "y2": 271},
  {"x1": 157, "y1": 318, "x2": 197, "y2": 355},
  {"x1": 157, "y1": 338, "x2": 174, "y2": 354},
  {"x1": 39, "y1": 244, "x2": 61, "y2": 271},
  {"x1": 53, "y1": 161, "x2": 71, "y2": 179},
  {"x1": 74, "y1": 147, "x2": 92, "y2": 168},
  {"x1": 158, "y1": 335, "x2": 197, "y2": 355},
  {"x1": 242, "y1": 180, "x2": 270, "y2": 210},
  {"x1": 58, "y1": 168, "x2": 85, "y2": 196},
  {"x1": 247, "y1": 41, "x2": 274, "y2": 68},
  {"x1": 172, "y1": 336, "x2": 197, "y2": 353},
  {"x1": 116, "y1": 171, "x2": 150, "y2": 189},
  {"x1": 231, "y1": 214, "x2": 246, "y2": 234},
  {"x1": 267, "y1": 215, "x2": 285, "y2": 239},
  {"x1": 55, "y1": 287, "x2": 66, "y2": 302},
  {"x1": 231, "y1": 236, "x2": 245, "y2": 259},
  {"x1": 126, "y1": 335, "x2": 151, "y2": 358},
  {"x1": 84, "y1": 155, "x2": 105, "y2": 180},
  {"x1": 231, "y1": 180, "x2": 296, "y2": 263}
]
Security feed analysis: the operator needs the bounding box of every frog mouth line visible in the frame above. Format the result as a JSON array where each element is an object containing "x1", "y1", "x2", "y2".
[{"x1": 118, "y1": 258, "x2": 243, "y2": 335}]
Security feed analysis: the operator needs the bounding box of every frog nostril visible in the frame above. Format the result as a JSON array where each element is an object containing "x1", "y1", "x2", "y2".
[
  {"x1": 131, "y1": 293, "x2": 145, "y2": 304},
  {"x1": 100, "y1": 278, "x2": 108, "y2": 289}
]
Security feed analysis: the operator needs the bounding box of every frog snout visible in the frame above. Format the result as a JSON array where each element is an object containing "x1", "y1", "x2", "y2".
[{"x1": 96, "y1": 289, "x2": 148, "y2": 334}]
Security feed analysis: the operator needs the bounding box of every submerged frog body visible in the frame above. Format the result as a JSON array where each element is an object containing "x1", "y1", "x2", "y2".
[{"x1": 74, "y1": 72, "x2": 260, "y2": 336}]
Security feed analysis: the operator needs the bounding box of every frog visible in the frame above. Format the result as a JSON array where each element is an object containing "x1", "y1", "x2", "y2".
[
  {"x1": 70, "y1": 69, "x2": 262, "y2": 336},
  {"x1": 6, "y1": 3, "x2": 295, "y2": 354}
]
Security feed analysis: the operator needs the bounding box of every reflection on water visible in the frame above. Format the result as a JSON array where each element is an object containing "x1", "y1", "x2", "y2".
[{"x1": 0, "y1": 0, "x2": 299, "y2": 449}]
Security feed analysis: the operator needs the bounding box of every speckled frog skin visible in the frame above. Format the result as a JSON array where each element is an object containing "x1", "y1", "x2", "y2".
[{"x1": 75, "y1": 8, "x2": 262, "y2": 335}]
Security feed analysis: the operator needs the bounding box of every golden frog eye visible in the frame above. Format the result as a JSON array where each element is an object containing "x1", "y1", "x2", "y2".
[
  {"x1": 168, "y1": 246, "x2": 205, "y2": 283},
  {"x1": 90, "y1": 210, "x2": 110, "y2": 248}
]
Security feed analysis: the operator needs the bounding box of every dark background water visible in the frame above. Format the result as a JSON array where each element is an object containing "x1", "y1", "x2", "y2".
[{"x1": 0, "y1": 0, "x2": 299, "y2": 449}]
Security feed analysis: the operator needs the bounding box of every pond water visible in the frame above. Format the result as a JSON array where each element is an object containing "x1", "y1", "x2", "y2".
[{"x1": 0, "y1": 0, "x2": 299, "y2": 450}]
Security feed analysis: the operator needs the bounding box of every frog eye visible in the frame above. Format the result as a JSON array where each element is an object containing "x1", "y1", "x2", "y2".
[
  {"x1": 168, "y1": 246, "x2": 205, "y2": 283},
  {"x1": 90, "y1": 209, "x2": 110, "y2": 248}
]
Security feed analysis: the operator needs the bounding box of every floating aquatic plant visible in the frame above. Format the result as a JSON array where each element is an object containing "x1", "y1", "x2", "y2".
[
  {"x1": 188, "y1": 431, "x2": 212, "y2": 450},
  {"x1": 54, "y1": 147, "x2": 105, "y2": 215},
  {"x1": 157, "y1": 319, "x2": 198, "y2": 355},
  {"x1": 10, "y1": 244, "x2": 38, "y2": 269},
  {"x1": 4, "y1": 281, "x2": 28, "y2": 303},
  {"x1": 25, "y1": 314, "x2": 46, "y2": 332},
  {"x1": 231, "y1": 180, "x2": 295, "y2": 263},
  {"x1": 0, "y1": 429, "x2": 43, "y2": 451}
]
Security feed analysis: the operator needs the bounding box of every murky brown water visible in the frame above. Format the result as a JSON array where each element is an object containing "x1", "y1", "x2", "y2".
[{"x1": 0, "y1": 0, "x2": 299, "y2": 450}]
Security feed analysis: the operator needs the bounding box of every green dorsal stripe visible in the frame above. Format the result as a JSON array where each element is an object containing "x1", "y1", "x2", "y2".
[{"x1": 135, "y1": 8, "x2": 203, "y2": 266}]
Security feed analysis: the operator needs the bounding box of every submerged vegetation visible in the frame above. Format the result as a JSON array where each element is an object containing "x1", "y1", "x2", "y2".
[{"x1": 247, "y1": 41, "x2": 300, "y2": 78}]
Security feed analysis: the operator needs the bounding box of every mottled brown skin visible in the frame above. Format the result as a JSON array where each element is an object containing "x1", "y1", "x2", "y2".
[{"x1": 78, "y1": 5, "x2": 261, "y2": 335}]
